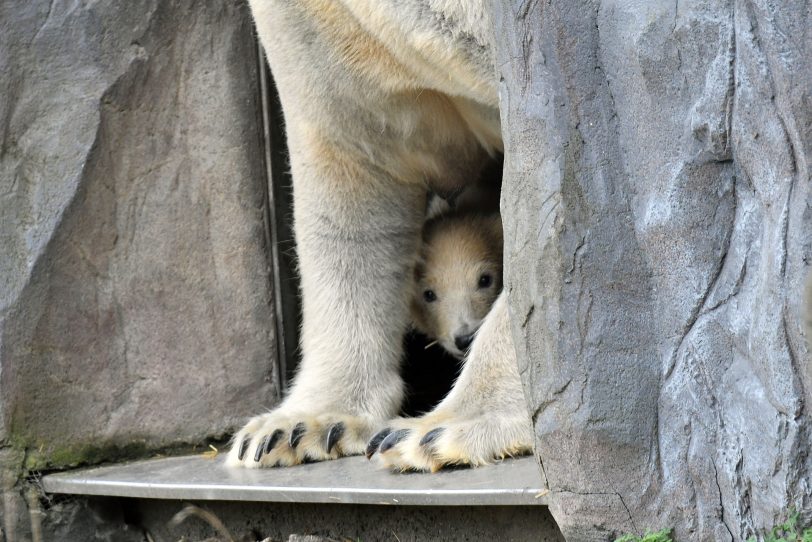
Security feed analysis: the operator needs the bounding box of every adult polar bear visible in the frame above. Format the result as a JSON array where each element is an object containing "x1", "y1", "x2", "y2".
[{"x1": 227, "y1": 0, "x2": 533, "y2": 472}]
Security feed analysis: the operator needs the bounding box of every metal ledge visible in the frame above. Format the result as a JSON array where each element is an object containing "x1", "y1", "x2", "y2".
[{"x1": 41, "y1": 455, "x2": 548, "y2": 507}]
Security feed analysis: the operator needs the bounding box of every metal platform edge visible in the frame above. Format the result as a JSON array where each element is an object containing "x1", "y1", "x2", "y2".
[{"x1": 41, "y1": 454, "x2": 550, "y2": 507}]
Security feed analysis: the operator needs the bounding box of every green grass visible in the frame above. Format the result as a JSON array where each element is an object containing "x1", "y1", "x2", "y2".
[
  {"x1": 748, "y1": 511, "x2": 812, "y2": 542},
  {"x1": 613, "y1": 511, "x2": 812, "y2": 542},
  {"x1": 615, "y1": 528, "x2": 673, "y2": 542}
]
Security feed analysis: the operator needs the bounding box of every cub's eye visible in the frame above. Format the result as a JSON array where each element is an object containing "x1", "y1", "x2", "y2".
[
  {"x1": 423, "y1": 289, "x2": 437, "y2": 302},
  {"x1": 478, "y1": 274, "x2": 493, "y2": 289}
]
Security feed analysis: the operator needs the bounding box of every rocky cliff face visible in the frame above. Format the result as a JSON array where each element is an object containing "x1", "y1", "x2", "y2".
[
  {"x1": 0, "y1": 0, "x2": 278, "y2": 468},
  {"x1": 2, "y1": 1, "x2": 810, "y2": 541},
  {"x1": 494, "y1": 1, "x2": 811, "y2": 540},
  {"x1": 1, "y1": 2, "x2": 279, "y2": 537}
]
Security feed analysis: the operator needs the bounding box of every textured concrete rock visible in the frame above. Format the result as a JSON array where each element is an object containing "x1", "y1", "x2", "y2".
[
  {"x1": 135, "y1": 500, "x2": 563, "y2": 542},
  {"x1": 0, "y1": 449, "x2": 26, "y2": 542},
  {"x1": 494, "y1": 0, "x2": 811, "y2": 540},
  {"x1": 0, "y1": 0, "x2": 278, "y2": 465}
]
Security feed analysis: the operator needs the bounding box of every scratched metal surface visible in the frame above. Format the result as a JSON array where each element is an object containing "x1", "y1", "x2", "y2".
[{"x1": 41, "y1": 454, "x2": 549, "y2": 506}]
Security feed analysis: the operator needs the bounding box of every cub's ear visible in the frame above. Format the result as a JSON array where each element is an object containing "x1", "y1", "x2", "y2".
[{"x1": 425, "y1": 193, "x2": 452, "y2": 221}]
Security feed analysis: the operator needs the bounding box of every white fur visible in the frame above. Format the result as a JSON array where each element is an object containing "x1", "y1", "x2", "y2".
[
  {"x1": 377, "y1": 294, "x2": 534, "y2": 471},
  {"x1": 411, "y1": 208, "x2": 503, "y2": 358},
  {"x1": 227, "y1": 0, "x2": 532, "y2": 471}
]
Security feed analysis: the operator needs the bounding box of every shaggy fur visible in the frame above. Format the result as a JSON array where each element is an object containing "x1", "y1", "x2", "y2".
[
  {"x1": 411, "y1": 209, "x2": 504, "y2": 359},
  {"x1": 226, "y1": 0, "x2": 533, "y2": 471}
]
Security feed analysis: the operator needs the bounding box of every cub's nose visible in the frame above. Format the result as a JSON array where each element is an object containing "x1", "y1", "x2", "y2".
[{"x1": 454, "y1": 332, "x2": 475, "y2": 351}]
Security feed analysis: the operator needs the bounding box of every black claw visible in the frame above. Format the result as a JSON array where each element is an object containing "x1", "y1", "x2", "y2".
[
  {"x1": 264, "y1": 429, "x2": 284, "y2": 454},
  {"x1": 326, "y1": 422, "x2": 345, "y2": 454},
  {"x1": 419, "y1": 427, "x2": 444, "y2": 448},
  {"x1": 365, "y1": 427, "x2": 392, "y2": 459},
  {"x1": 237, "y1": 435, "x2": 251, "y2": 461},
  {"x1": 254, "y1": 435, "x2": 268, "y2": 462},
  {"x1": 289, "y1": 422, "x2": 306, "y2": 449},
  {"x1": 379, "y1": 429, "x2": 409, "y2": 454}
]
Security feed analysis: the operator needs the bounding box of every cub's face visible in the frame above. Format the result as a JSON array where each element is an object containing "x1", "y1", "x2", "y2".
[{"x1": 411, "y1": 213, "x2": 503, "y2": 359}]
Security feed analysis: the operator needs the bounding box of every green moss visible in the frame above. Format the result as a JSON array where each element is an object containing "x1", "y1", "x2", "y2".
[
  {"x1": 23, "y1": 440, "x2": 152, "y2": 471},
  {"x1": 13, "y1": 433, "x2": 230, "y2": 472}
]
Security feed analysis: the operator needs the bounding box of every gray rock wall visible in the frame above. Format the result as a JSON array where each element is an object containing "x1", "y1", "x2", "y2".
[
  {"x1": 494, "y1": 0, "x2": 811, "y2": 540},
  {"x1": 0, "y1": 0, "x2": 278, "y2": 468}
]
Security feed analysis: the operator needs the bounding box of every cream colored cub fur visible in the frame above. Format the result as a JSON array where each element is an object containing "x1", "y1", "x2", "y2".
[
  {"x1": 411, "y1": 206, "x2": 503, "y2": 359},
  {"x1": 226, "y1": 0, "x2": 533, "y2": 471}
]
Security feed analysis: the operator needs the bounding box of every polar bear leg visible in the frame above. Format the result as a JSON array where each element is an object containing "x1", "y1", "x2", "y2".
[
  {"x1": 227, "y1": 128, "x2": 426, "y2": 468},
  {"x1": 368, "y1": 292, "x2": 535, "y2": 471},
  {"x1": 228, "y1": 0, "x2": 505, "y2": 469}
]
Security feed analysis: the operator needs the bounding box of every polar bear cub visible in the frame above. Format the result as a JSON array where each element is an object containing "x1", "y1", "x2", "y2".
[
  {"x1": 411, "y1": 202, "x2": 503, "y2": 359},
  {"x1": 371, "y1": 206, "x2": 532, "y2": 470}
]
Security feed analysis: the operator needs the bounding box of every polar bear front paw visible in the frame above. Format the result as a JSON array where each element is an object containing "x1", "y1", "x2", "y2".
[
  {"x1": 226, "y1": 411, "x2": 379, "y2": 468},
  {"x1": 365, "y1": 413, "x2": 533, "y2": 472}
]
